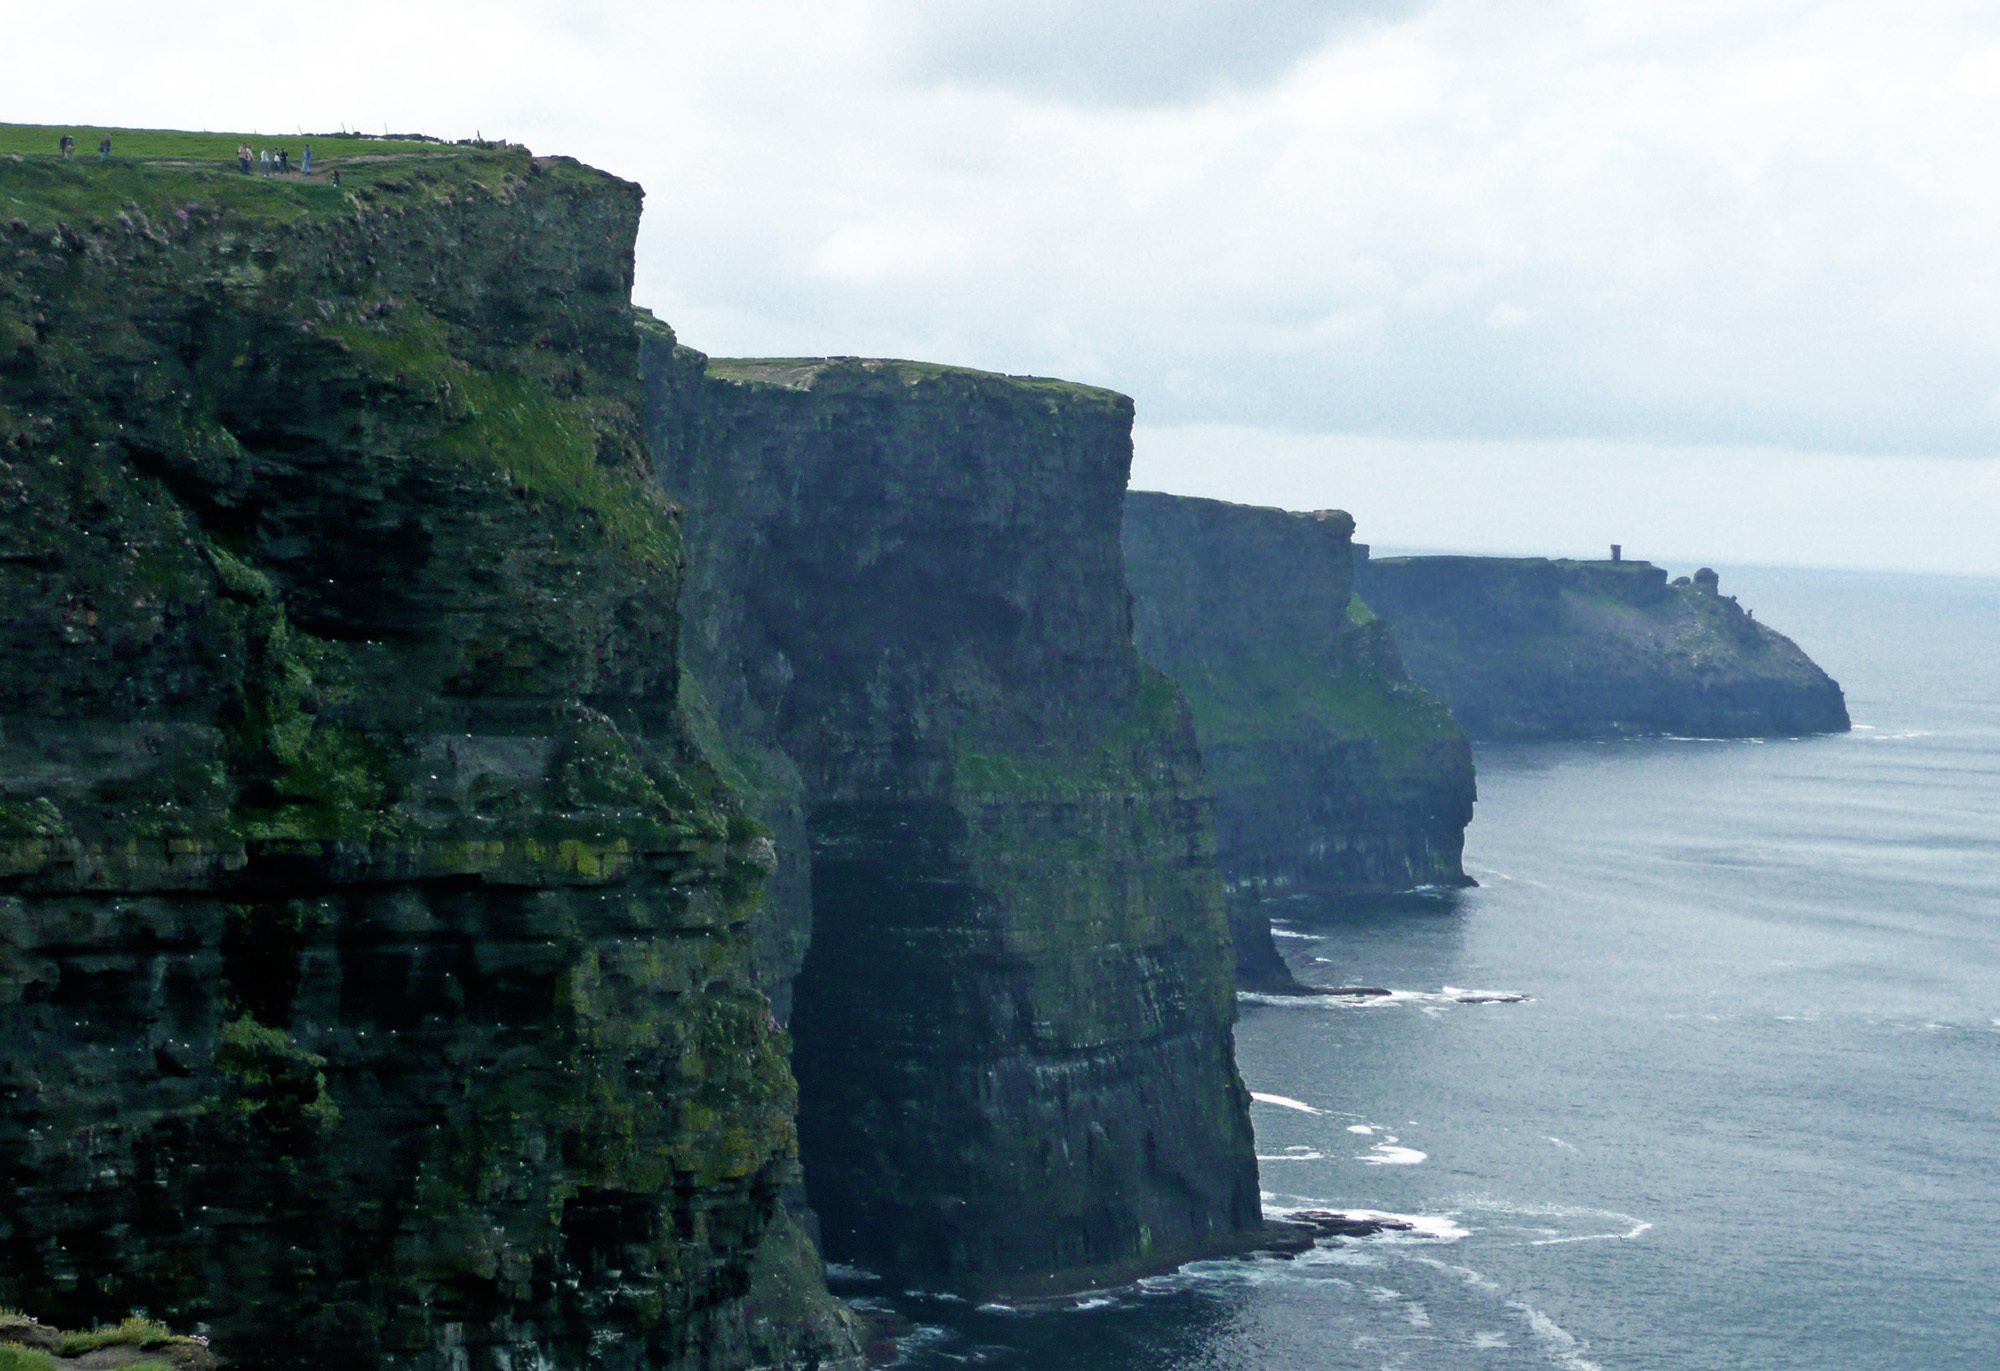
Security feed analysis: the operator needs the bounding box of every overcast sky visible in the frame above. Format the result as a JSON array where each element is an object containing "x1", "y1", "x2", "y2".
[{"x1": 10, "y1": 1, "x2": 2000, "y2": 575}]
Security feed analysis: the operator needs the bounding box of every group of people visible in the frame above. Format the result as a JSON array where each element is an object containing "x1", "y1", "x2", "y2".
[
  {"x1": 56, "y1": 134, "x2": 113, "y2": 160},
  {"x1": 237, "y1": 142, "x2": 313, "y2": 177},
  {"x1": 52, "y1": 131, "x2": 344, "y2": 187}
]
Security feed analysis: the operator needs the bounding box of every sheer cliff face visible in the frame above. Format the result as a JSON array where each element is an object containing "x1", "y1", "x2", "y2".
[
  {"x1": 1122, "y1": 493, "x2": 1476, "y2": 942},
  {"x1": 647, "y1": 353, "x2": 1261, "y2": 1295},
  {"x1": 1355, "y1": 555, "x2": 1851, "y2": 740},
  {"x1": 0, "y1": 154, "x2": 854, "y2": 1369}
]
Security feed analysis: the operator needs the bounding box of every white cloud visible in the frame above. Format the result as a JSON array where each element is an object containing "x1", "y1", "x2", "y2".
[{"x1": 7, "y1": 1, "x2": 2000, "y2": 571}]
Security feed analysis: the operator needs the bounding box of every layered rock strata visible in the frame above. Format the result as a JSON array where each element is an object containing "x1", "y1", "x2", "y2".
[
  {"x1": 1121, "y1": 494, "x2": 1475, "y2": 987},
  {"x1": 1355, "y1": 554, "x2": 1850, "y2": 740},
  {"x1": 646, "y1": 352, "x2": 1262, "y2": 1295},
  {"x1": 0, "y1": 146, "x2": 855, "y2": 1369}
]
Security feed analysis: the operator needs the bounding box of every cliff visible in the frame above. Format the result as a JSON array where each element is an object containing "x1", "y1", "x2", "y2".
[
  {"x1": 645, "y1": 352, "x2": 1262, "y2": 1295},
  {"x1": 1354, "y1": 554, "x2": 1850, "y2": 740},
  {"x1": 1121, "y1": 494, "x2": 1475, "y2": 986},
  {"x1": 0, "y1": 131, "x2": 856, "y2": 1369}
]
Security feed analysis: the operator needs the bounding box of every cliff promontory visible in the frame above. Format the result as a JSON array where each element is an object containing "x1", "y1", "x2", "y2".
[
  {"x1": 1121, "y1": 494, "x2": 1475, "y2": 986},
  {"x1": 1355, "y1": 553, "x2": 1850, "y2": 740},
  {"x1": 647, "y1": 352, "x2": 1263, "y2": 1295},
  {"x1": 0, "y1": 133, "x2": 856, "y2": 1369}
]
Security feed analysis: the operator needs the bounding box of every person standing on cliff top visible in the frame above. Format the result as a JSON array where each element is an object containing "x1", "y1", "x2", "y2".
[
  {"x1": 58, "y1": 135, "x2": 74, "y2": 160},
  {"x1": 301, "y1": 143, "x2": 312, "y2": 175},
  {"x1": 97, "y1": 136, "x2": 111, "y2": 161},
  {"x1": 237, "y1": 143, "x2": 252, "y2": 174}
]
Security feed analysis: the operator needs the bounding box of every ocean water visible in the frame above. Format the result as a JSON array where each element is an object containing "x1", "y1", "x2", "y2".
[{"x1": 867, "y1": 564, "x2": 2000, "y2": 1369}]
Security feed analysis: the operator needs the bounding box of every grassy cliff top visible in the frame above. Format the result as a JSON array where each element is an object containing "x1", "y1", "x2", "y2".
[
  {"x1": 1367, "y1": 553, "x2": 1658, "y2": 570},
  {"x1": 706, "y1": 355, "x2": 1129, "y2": 407},
  {"x1": 1127, "y1": 489, "x2": 1357, "y2": 535},
  {"x1": 0, "y1": 121, "x2": 596, "y2": 228}
]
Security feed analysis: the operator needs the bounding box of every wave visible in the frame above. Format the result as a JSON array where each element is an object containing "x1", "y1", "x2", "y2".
[
  {"x1": 1346, "y1": 1123, "x2": 1428, "y2": 1165},
  {"x1": 1257, "y1": 1145, "x2": 1329, "y2": 1161},
  {"x1": 874, "y1": 1322, "x2": 954, "y2": 1368},
  {"x1": 1241, "y1": 986, "x2": 1531, "y2": 1012},
  {"x1": 1406, "y1": 1255, "x2": 1607, "y2": 1371},
  {"x1": 1262, "y1": 1200, "x2": 1469, "y2": 1244},
  {"x1": 1360, "y1": 1141, "x2": 1429, "y2": 1166},
  {"x1": 1452, "y1": 1197, "x2": 1653, "y2": 1246},
  {"x1": 1250, "y1": 1090, "x2": 1326, "y2": 1115}
]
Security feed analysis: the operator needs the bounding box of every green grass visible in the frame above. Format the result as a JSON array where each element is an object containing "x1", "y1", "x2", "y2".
[
  {"x1": 56, "y1": 1316, "x2": 178, "y2": 1355},
  {"x1": 0, "y1": 121, "x2": 538, "y2": 230},
  {"x1": 954, "y1": 667, "x2": 1185, "y2": 796},
  {"x1": 0, "y1": 121, "x2": 466, "y2": 162},
  {"x1": 0, "y1": 1346, "x2": 58, "y2": 1371},
  {"x1": 705, "y1": 356, "x2": 1126, "y2": 405},
  {"x1": 300, "y1": 305, "x2": 677, "y2": 572},
  {"x1": 1176, "y1": 650, "x2": 1460, "y2": 777}
]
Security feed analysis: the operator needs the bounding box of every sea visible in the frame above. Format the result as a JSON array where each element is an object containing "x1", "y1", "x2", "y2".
[{"x1": 857, "y1": 563, "x2": 2000, "y2": 1369}]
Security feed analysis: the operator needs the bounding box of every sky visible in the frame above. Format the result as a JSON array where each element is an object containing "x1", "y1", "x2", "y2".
[{"x1": 8, "y1": 1, "x2": 2000, "y2": 576}]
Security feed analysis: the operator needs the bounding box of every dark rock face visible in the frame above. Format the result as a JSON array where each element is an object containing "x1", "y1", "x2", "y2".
[
  {"x1": 0, "y1": 153, "x2": 855, "y2": 1369},
  {"x1": 646, "y1": 353, "x2": 1262, "y2": 1296},
  {"x1": 1354, "y1": 554, "x2": 1850, "y2": 740},
  {"x1": 1121, "y1": 494, "x2": 1476, "y2": 960}
]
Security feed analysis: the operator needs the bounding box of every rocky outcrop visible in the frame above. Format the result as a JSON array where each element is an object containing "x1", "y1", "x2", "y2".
[
  {"x1": 646, "y1": 353, "x2": 1262, "y2": 1296},
  {"x1": 1354, "y1": 554, "x2": 1850, "y2": 740},
  {"x1": 0, "y1": 146, "x2": 856, "y2": 1369},
  {"x1": 1121, "y1": 493, "x2": 1475, "y2": 984}
]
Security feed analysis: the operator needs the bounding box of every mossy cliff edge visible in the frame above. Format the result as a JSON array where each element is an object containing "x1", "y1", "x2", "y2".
[
  {"x1": 1355, "y1": 554, "x2": 1850, "y2": 740},
  {"x1": 0, "y1": 138, "x2": 856, "y2": 1368},
  {"x1": 646, "y1": 349, "x2": 1263, "y2": 1295},
  {"x1": 1121, "y1": 494, "x2": 1475, "y2": 987}
]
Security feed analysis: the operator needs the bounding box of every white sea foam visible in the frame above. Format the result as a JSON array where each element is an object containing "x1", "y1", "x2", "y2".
[
  {"x1": 879, "y1": 1323, "x2": 954, "y2": 1367},
  {"x1": 1359, "y1": 1141, "x2": 1428, "y2": 1166},
  {"x1": 1270, "y1": 928, "x2": 1318, "y2": 939},
  {"x1": 1472, "y1": 1331, "x2": 1511, "y2": 1349},
  {"x1": 1514, "y1": 1302, "x2": 1606, "y2": 1370},
  {"x1": 1264, "y1": 1202, "x2": 1468, "y2": 1243},
  {"x1": 1251, "y1": 1091, "x2": 1326, "y2": 1115},
  {"x1": 1343, "y1": 1121, "x2": 1428, "y2": 1164},
  {"x1": 1406, "y1": 1256, "x2": 1605, "y2": 1369},
  {"x1": 1545, "y1": 1136, "x2": 1579, "y2": 1152},
  {"x1": 1441, "y1": 985, "x2": 1531, "y2": 1004},
  {"x1": 1408, "y1": 1254, "x2": 1503, "y2": 1294},
  {"x1": 1532, "y1": 1215, "x2": 1652, "y2": 1245},
  {"x1": 1456, "y1": 1198, "x2": 1651, "y2": 1246},
  {"x1": 1256, "y1": 1146, "x2": 1329, "y2": 1161},
  {"x1": 1148, "y1": 1247, "x2": 1377, "y2": 1292},
  {"x1": 1240, "y1": 986, "x2": 1531, "y2": 1012}
]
